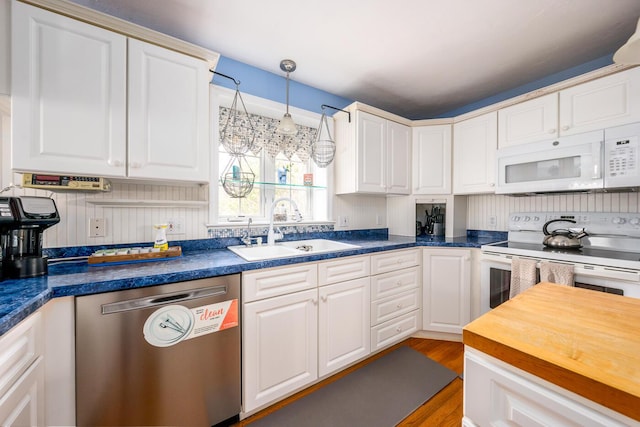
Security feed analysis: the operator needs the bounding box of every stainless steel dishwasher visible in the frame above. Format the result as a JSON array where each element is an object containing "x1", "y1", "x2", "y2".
[{"x1": 75, "y1": 275, "x2": 241, "y2": 426}]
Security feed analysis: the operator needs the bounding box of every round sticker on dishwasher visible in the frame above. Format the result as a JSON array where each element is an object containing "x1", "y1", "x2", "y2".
[{"x1": 143, "y1": 305, "x2": 195, "y2": 347}]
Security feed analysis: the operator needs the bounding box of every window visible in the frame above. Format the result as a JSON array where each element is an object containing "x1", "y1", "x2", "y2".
[{"x1": 211, "y1": 86, "x2": 331, "y2": 225}]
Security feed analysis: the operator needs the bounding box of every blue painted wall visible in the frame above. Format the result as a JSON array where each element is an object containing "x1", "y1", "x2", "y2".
[
  {"x1": 213, "y1": 54, "x2": 614, "y2": 120},
  {"x1": 435, "y1": 54, "x2": 614, "y2": 118},
  {"x1": 212, "y1": 56, "x2": 353, "y2": 116}
]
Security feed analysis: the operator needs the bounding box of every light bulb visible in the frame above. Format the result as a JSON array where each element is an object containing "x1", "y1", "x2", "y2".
[{"x1": 276, "y1": 113, "x2": 297, "y2": 135}]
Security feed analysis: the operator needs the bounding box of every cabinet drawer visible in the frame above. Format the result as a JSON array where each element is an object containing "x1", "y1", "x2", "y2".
[
  {"x1": 371, "y1": 289, "x2": 421, "y2": 326},
  {"x1": 370, "y1": 309, "x2": 420, "y2": 351},
  {"x1": 0, "y1": 356, "x2": 44, "y2": 427},
  {"x1": 318, "y1": 256, "x2": 370, "y2": 286},
  {"x1": 0, "y1": 312, "x2": 42, "y2": 398},
  {"x1": 243, "y1": 264, "x2": 318, "y2": 302},
  {"x1": 371, "y1": 249, "x2": 420, "y2": 275},
  {"x1": 464, "y1": 350, "x2": 630, "y2": 426},
  {"x1": 370, "y1": 266, "x2": 420, "y2": 300}
]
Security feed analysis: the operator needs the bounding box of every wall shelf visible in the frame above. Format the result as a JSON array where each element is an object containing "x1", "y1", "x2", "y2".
[
  {"x1": 220, "y1": 181, "x2": 326, "y2": 190},
  {"x1": 86, "y1": 199, "x2": 208, "y2": 208}
]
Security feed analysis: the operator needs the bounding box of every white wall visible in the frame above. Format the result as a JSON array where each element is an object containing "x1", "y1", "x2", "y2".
[
  {"x1": 333, "y1": 194, "x2": 387, "y2": 231},
  {"x1": 467, "y1": 192, "x2": 640, "y2": 231}
]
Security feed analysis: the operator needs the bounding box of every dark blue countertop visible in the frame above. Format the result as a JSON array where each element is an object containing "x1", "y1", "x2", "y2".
[{"x1": 0, "y1": 230, "x2": 506, "y2": 336}]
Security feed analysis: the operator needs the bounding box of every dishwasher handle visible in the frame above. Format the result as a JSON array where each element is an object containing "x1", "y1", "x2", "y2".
[{"x1": 101, "y1": 285, "x2": 229, "y2": 315}]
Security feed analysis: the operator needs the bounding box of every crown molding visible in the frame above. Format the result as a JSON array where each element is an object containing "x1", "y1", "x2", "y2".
[{"x1": 19, "y1": 0, "x2": 220, "y2": 69}]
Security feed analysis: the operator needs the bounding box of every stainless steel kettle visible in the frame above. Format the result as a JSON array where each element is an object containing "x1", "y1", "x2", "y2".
[{"x1": 542, "y1": 219, "x2": 588, "y2": 248}]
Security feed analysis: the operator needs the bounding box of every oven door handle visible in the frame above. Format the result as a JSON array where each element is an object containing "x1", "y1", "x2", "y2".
[{"x1": 573, "y1": 265, "x2": 640, "y2": 283}]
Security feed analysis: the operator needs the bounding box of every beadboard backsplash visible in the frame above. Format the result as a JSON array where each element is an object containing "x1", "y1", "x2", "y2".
[
  {"x1": 467, "y1": 192, "x2": 640, "y2": 231},
  {"x1": 9, "y1": 178, "x2": 635, "y2": 248},
  {"x1": 3, "y1": 182, "x2": 210, "y2": 248}
]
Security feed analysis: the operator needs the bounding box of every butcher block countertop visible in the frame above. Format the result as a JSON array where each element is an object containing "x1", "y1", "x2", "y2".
[{"x1": 463, "y1": 282, "x2": 640, "y2": 422}]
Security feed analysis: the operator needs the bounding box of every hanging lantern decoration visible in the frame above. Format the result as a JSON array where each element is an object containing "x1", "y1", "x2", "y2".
[{"x1": 220, "y1": 83, "x2": 256, "y2": 155}]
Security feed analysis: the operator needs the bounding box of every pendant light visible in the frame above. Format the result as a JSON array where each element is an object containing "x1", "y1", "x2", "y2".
[
  {"x1": 614, "y1": 17, "x2": 640, "y2": 64},
  {"x1": 276, "y1": 59, "x2": 298, "y2": 136}
]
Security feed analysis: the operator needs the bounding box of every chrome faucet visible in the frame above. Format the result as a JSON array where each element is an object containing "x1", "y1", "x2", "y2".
[
  {"x1": 241, "y1": 218, "x2": 261, "y2": 247},
  {"x1": 267, "y1": 197, "x2": 302, "y2": 246}
]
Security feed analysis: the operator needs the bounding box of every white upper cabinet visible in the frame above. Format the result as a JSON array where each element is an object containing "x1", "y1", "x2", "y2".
[
  {"x1": 498, "y1": 93, "x2": 558, "y2": 148},
  {"x1": 499, "y1": 68, "x2": 640, "y2": 147},
  {"x1": 335, "y1": 109, "x2": 411, "y2": 195},
  {"x1": 356, "y1": 111, "x2": 386, "y2": 193},
  {"x1": 559, "y1": 67, "x2": 640, "y2": 136},
  {"x1": 0, "y1": 0, "x2": 10, "y2": 95},
  {"x1": 127, "y1": 39, "x2": 209, "y2": 181},
  {"x1": 11, "y1": 2, "x2": 210, "y2": 183},
  {"x1": 11, "y1": 1, "x2": 127, "y2": 177},
  {"x1": 453, "y1": 111, "x2": 497, "y2": 194},
  {"x1": 386, "y1": 120, "x2": 412, "y2": 194},
  {"x1": 412, "y1": 124, "x2": 452, "y2": 194}
]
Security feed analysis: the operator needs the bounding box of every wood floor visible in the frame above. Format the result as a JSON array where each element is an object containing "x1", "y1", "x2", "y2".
[{"x1": 236, "y1": 338, "x2": 464, "y2": 426}]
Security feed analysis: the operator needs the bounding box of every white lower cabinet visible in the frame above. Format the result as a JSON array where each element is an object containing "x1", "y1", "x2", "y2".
[
  {"x1": 243, "y1": 288, "x2": 318, "y2": 413},
  {"x1": 243, "y1": 256, "x2": 370, "y2": 413},
  {"x1": 464, "y1": 349, "x2": 634, "y2": 426},
  {"x1": 0, "y1": 312, "x2": 44, "y2": 427},
  {"x1": 0, "y1": 358, "x2": 44, "y2": 427},
  {"x1": 242, "y1": 250, "x2": 423, "y2": 413},
  {"x1": 423, "y1": 248, "x2": 470, "y2": 334},
  {"x1": 370, "y1": 249, "x2": 421, "y2": 351},
  {"x1": 318, "y1": 277, "x2": 370, "y2": 377}
]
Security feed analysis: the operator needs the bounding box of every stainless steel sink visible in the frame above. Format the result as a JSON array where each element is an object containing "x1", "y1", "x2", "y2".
[{"x1": 227, "y1": 239, "x2": 360, "y2": 261}]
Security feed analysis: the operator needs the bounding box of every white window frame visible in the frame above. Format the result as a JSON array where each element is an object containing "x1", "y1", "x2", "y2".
[{"x1": 209, "y1": 85, "x2": 334, "y2": 226}]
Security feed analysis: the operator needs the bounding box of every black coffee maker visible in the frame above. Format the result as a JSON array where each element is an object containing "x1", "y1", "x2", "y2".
[{"x1": 0, "y1": 196, "x2": 60, "y2": 279}]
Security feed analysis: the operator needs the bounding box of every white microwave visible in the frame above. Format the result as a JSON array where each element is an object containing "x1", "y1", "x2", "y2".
[
  {"x1": 603, "y1": 122, "x2": 640, "y2": 189},
  {"x1": 496, "y1": 130, "x2": 604, "y2": 194}
]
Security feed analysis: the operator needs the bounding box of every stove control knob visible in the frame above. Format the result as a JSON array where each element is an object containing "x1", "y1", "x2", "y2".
[
  {"x1": 612, "y1": 217, "x2": 626, "y2": 225},
  {"x1": 630, "y1": 218, "x2": 640, "y2": 226},
  {"x1": 533, "y1": 216, "x2": 540, "y2": 221},
  {"x1": 523, "y1": 216, "x2": 531, "y2": 221},
  {"x1": 513, "y1": 216, "x2": 520, "y2": 221}
]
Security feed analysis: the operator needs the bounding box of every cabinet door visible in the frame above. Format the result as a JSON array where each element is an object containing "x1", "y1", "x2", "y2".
[
  {"x1": 498, "y1": 93, "x2": 559, "y2": 147},
  {"x1": 453, "y1": 111, "x2": 497, "y2": 194},
  {"x1": 243, "y1": 289, "x2": 318, "y2": 412},
  {"x1": 0, "y1": 358, "x2": 44, "y2": 427},
  {"x1": 357, "y1": 111, "x2": 386, "y2": 193},
  {"x1": 423, "y1": 248, "x2": 470, "y2": 334},
  {"x1": 0, "y1": 0, "x2": 9, "y2": 95},
  {"x1": 318, "y1": 277, "x2": 370, "y2": 377},
  {"x1": 412, "y1": 125, "x2": 452, "y2": 194},
  {"x1": 11, "y1": 2, "x2": 127, "y2": 177},
  {"x1": 386, "y1": 121, "x2": 411, "y2": 194},
  {"x1": 559, "y1": 67, "x2": 640, "y2": 136},
  {"x1": 128, "y1": 39, "x2": 210, "y2": 182}
]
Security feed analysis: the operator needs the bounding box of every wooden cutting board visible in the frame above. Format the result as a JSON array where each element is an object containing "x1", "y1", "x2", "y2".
[
  {"x1": 88, "y1": 246, "x2": 182, "y2": 265},
  {"x1": 463, "y1": 282, "x2": 640, "y2": 421}
]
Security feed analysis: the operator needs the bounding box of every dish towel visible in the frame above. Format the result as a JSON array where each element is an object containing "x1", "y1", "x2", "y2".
[
  {"x1": 509, "y1": 257, "x2": 538, "y2": 299},
  {"x1": 540, "y1": 261, "x2": 574, "y2": 286}
]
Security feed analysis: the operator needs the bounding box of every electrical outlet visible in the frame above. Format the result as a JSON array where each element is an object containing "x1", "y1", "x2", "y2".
[
  {"x1": 338, "y1": 216, "x2": 349, "y2": 227},
  {"x1": 89, "y1": 218, "x2": 106, "y2": 237},
  {"x1": 488, "y1": 216, "x2": 497, "y2": 228},
  {"x1": 375, "y1": 214, "x2": 383, "y2": 226},
  {"x1": 166, "y1": 218, "x2": 185, "y2": 235}
]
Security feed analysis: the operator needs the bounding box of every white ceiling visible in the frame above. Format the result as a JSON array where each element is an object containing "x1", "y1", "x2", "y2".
[{"x1": 68, "y1": 0, "x2": 640, "y2": 119}]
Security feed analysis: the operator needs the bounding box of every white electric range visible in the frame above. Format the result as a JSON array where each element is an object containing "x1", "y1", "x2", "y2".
[{"x1": 480, "y1": 212, "x2": 640, "y2": 314}]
